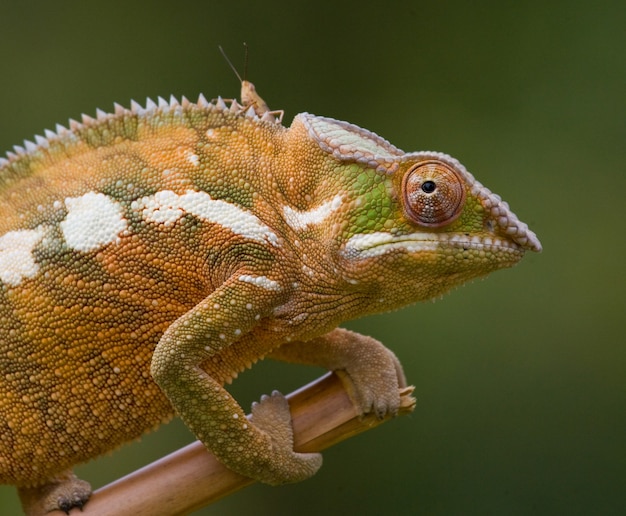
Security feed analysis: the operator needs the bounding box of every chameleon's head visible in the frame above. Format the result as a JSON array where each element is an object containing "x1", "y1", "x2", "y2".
[{"x1": 294, "y1": 114, "x2": 541, "y2": 312}]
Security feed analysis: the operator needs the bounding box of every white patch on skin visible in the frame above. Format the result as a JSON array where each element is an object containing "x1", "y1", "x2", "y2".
[
  {"x1": 179, "y1": 192, "x2": 279, "y2": 245},
  {"x1": 342, "y1": 232, "x2": 436, "y2": 258},
  {"x1": 134, "y1": 190, "x2": 183, "y2": 227},
  {"x1": 60, "y1": 192, "x2": 127, "y2": 252},
  {"x1": 186, "y1": 151, "x2": 200, "y2": 167},
  {"x1": 343, "y1": 231, "x2": 521, "y2": 259},
  {"x1": 238, "y1": 274, "x2": 282, "y2": 291},
  {"x1": 283, "y1": 194, "x2": 342, "y2": 231},
  {"x1": 0, "y1": 227, "x2": 46, "y2": 286},
  {"x1": 133, "y1": 190, "x2": 279, "y2": 246}
]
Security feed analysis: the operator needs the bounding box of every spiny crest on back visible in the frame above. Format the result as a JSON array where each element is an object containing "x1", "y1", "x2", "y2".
[{"x1": 0, "y1": 88, "x2": 282, "y2": 184}]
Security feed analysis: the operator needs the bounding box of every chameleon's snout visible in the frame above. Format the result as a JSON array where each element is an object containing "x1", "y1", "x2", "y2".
[{"x1": 484, "y1": 194, "x2": 542, "y2": 253}]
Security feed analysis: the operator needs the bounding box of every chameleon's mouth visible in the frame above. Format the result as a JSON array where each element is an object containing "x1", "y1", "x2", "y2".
[{"x1": 341, "y1": 231, "x2": 526, "y2": 260}]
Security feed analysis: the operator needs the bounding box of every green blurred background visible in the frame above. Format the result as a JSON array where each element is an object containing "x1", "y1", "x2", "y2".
[{"x1": 0, "y1": 1, "x2": 624, "y2": 514}]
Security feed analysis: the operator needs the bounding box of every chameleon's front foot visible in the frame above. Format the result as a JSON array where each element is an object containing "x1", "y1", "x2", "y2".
[
  {"x1": 18, "y1": 471, "x2": 91, "y2": 516},
  {"x1": 271, "y1": 328, "x2": 407, "y2": 420},
  {"x1": 151, "y1": 282, "x2": 325, "y2": 487},
  {"x1": 334, "y1": 333, "x2": 407, "y2": 419},
  {"x1": 248, "y1": 390, "x2": 322, "y2": 485}
]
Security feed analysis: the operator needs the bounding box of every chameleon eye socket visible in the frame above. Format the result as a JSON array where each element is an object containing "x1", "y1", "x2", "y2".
[{"x1": 402, "y1": 160, "x2": 466, "y2": 227}]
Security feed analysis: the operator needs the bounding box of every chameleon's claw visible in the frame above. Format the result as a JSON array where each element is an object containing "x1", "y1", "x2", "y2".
[
  {"x1": 18, "y1": 472, "x2": 91, "y2": 516},
  {"x1": 249, "y1": 391, "x2": 322, "y2": 485}
]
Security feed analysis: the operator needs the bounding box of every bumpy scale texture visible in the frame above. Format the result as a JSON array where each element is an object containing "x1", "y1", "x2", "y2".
[{"x1": 0, "y1": 87, "x2": 540, "y2": 514}]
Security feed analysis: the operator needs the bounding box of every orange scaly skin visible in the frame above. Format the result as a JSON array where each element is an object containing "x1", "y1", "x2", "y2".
[{"x1": 0, "y1": 86, "x2": 540, "y2": 514}]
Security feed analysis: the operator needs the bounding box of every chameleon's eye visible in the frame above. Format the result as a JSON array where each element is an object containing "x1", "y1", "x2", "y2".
[{"x1": 402, "y1": 160, "x2": 466, "y2": 227}]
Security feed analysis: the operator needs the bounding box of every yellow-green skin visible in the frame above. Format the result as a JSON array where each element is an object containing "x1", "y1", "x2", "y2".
[{"x1": 0, "y1": 90, "x2": 540, "y2": 514}]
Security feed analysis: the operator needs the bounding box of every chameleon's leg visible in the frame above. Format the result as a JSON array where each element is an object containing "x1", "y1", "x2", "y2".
[
  {"x1": 17, "y1": 470, "x2": 91, "y2": 516},
  {"x1": 151, "y1": 277, "x2": 321, "y2": 485},
  {"x1": 270, "y1": 328, "x2": 407, "y2": 418}
]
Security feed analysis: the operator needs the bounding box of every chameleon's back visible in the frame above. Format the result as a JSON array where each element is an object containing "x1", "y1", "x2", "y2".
[{"x1": 0, "y1": 98, "x2": 289, "y2": 485}]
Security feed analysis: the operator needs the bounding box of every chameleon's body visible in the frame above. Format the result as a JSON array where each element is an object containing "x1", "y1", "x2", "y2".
[{"x1": 0, "y1": 83, "x2": 540, "y2": 514}]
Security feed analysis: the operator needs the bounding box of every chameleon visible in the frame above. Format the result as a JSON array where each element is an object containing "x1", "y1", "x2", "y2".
[{"x1": 0, "y1": 78, "x2": 541, "y2": 515}]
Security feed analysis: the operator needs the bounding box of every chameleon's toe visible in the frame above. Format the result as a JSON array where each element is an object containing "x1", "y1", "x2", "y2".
[
  {"x1": 18, "y1": 472, "x2": 92, "y2": 516},
  {"x1": 334, "y1": 337, "x2": 406, "y2": 419},
  {"x1": 337, "y1": 367, "x2": 403, "y2": 420},
  {"x1": 249, "y1": 390, "x2": 322, "y2": 485},
  {"x1": 55, "y1": 478, "x2": 91, "y2": 513}
]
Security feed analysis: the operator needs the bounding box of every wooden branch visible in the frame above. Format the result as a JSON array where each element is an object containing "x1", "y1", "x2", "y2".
[{"x1": 53, "y1": 373, "x2": 415, "y2": 516}]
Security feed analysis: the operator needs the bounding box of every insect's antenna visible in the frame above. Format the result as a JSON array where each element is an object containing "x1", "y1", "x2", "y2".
[
  {"x1": 218, "y1": 45, "x2": 243, "y2": 83},
  {"x1": 242, "y1": 42, "x2": 249, "y2": 82}
]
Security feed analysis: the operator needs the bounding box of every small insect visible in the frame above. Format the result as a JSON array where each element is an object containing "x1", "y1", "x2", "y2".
[{"x1": 218, "y1": 43, "x2": 284, "y2": 123}]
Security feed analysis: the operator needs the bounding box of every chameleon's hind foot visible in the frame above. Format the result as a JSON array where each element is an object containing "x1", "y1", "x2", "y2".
[{"x1": 18, "y1": 470, "x2": 91, "y2": 516}]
